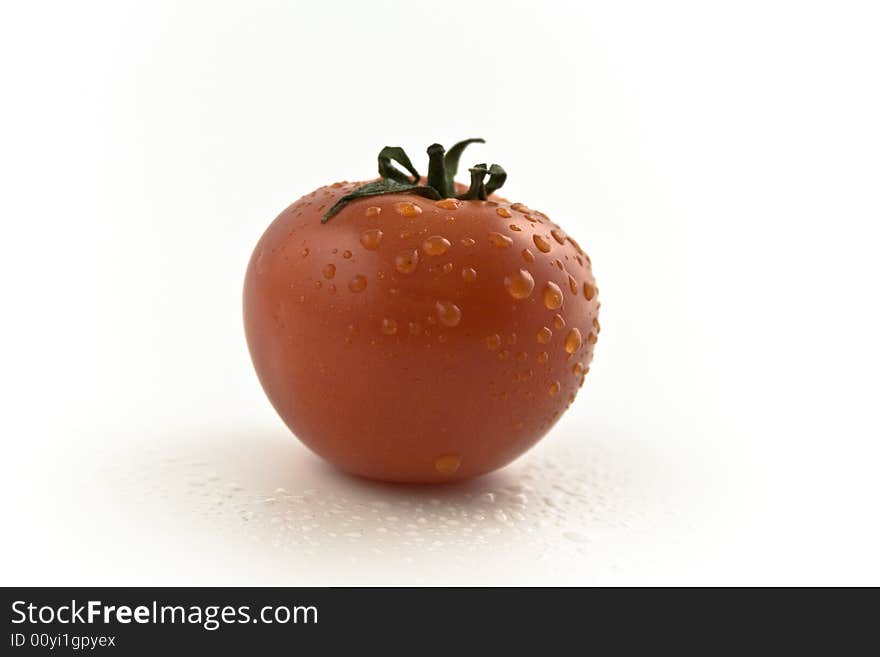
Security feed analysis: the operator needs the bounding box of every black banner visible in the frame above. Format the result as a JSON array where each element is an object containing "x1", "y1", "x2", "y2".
[{"x1": 1, "y1": 587, "x2": 871, "y2": 653}]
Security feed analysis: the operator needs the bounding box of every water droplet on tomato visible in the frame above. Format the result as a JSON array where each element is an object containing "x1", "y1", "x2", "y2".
[
  {"x1": 551, "y1": 228, "x2": 567, "y2": 245},
  {"x1": 394, "y1": 202, "x2": 422, "y2": 218},
  {"x1": 533, "y1": 235, "x2": 551, "y2": 253},
  {"x1": 360, "y1": 228, "x2": 384, "y2": 250},
  {"x1": 485, "y1": 334, "x2": 502, "y2": 351},
  {"x1": 381, "y1": 318, "x2": 398, "y2": 335},
  {"x1": 348, "y1": 275, "x2": 367, "y2": 293},
  {"x1": 553, "y1": 314, "x2": 565, "y2": 329},
  {"x1": 504, "y1": 269, "x2": 535, "y2": 299},
  {"x1": 460, "y1": 237, "x2": 476, "y2": 247},
  {"x1": 434, "y1": 454, "x2": 461, "y2": 475},
  {"x1": 435, "y1": 300, "x2": 462, "y2": 327},
  {"x1": 395, "y1": 249, "x2": 420, "y2": 274},
  {"x1": 435, "y1": 198, "x2": 461, "y2": 210},
  {"x1": 488, "y1": 232, "x2": 513, "y2": 249},
  {"x1": 322, "y1": 263, "x2": 336, "y2": 279},
  {"x1": 521, "y1": 248, "x2": 535, "y2": 263},
  {"x1": 301, "y1": 247, "x2": 310, "y2": 258},
  {"x1": 365, "y1": 206, "x2": 382, "y2": 218},
  {"x1": 583, "y1": 282, "x2": 597, "y2": 300},
  {"x1": 537, "y1": 351, "x2": 549, "y2": 364},
  {"x1": 496, "y1": 207, "x2": 512, "y2": 218},
  {"x1": 548, "y1": 381, "x2": 561, "y2": 396},
  {"x1": 536, "y1": 327, "x2": 552, "y2": 344},
  {"x1": 568, "y1": 274, "x2": 578, "y2": 294},
  {"x1": 543, "y1": 282, "x2": 564, "y2": 309},
  {"x1": 422, "y1": 235, "x2": 451, "y2": 256},
  {"x1": 564, "y1": 328, "x2": 582, "y2": 354},
  {"x1": 462, "y1": 267, "x2": 477, "y2": 282}
]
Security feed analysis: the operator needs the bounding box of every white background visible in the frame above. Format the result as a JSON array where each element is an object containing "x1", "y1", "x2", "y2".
[{"x1": 2, "y1": 0, "x2": 878, "y2": 585}]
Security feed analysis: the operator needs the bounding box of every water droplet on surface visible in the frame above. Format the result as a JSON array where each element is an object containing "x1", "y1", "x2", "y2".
[
  {"x1": 460, "y1": 237, "x2": 476, "y2": 247},
  {"x1": 568, "y1": 274, "x2": 578, "y2": 294},
  {"x1": 496, "y1": 207, "x2": 512, "y2": 218},
  {"x1": 509, "y1": 224, "x2": 522, "y2": 231},
  {"x1": 543, "y1": 282, "x2": 564, "y2": 309},
  {"x1": 461, "y1": 267, "x2": 477, "y2": 282},
  {"x1": 551, "y1": 228, "x2": 567, "y2": 245},
  {"x1": 488, "y1": 232, "x2": 513, "y2": 248},
  {"x1": 381, "y1": 318, "x2": 398, "y2": 335},
  {"x1": 497, "y1": 350, "x2": 510, "y2": 360},
  {"x1": 395, "y1": 249, "x2": 420, "y2": 274},
  {"x1": 365, "y1": 206, "x2": 382, "y2": 218},
  {"x1": 314, "y1": 280, "x2": 322, "y2": 289},
  {"x1": 548, "y1": 381, "x2": 561, "y2": 396},
  {"x1": 342, "y1": 250, "x2": 352, "y2": 259},
  {"x1": 348, "y1": 275, "x2": 367, "y2": 293},
  {"x1": 593, "y1": 317, "x2": 601, "y2": 333},
  {"x1": 583, "y1": 282, "x2": 597, "y2": 300},
  {"x1": 573, "y1": 362, "x2": 585, "y2": 375},
  {"x1": 408, "y1": 321, "x2": 422, "y2": 336},
  {"x1": 537, "y1": 351, "x2": 549, "y2": 364},
  {"x1": 485, "y1": 334, "x2": 502, "y2": 351},
  {"x1": 521, "y1": 249, "x2": 535, "y2": 263},
  {"x1": 516, "y1": 351, "x2": 528, "y2": 361},
  {"x1": 360, "y1": 228, "x2": 384, "y2": 250},
  {"x1": 422, "y1": 235, "x2": 451, "y2": 255},
  {"x1": 537, "y1": 326, "x2": 552, "y2": 344},
  {"x1": 434, "y1": 454, "x2": 461, "y2": 475},
  {"x1": 436, "y1": 198, "x2": 461, "y2": 210},
  {"x1": 301, "y1": 247, "x2": 310, "y2": 258},
  {"x1": 563, "y1": 531, "x2": 590, "y2": 544},
  {"x1": 504, "y1": 269, "x2": 535, "y2": 299},
  {"x1": 533, "y1": 235, "x2": 551, "y2": 253},
  {"x1": 564, "y1": 328, "x2": 582, "y2": 353},
  {"x1": 322, "y1": 263, "x2": 336, "y2": 279},
  {"x1": 587, "y1": 332, "x2": 598, "y2": 345},
  {"x1": 553, "y1": 314, "x2": 566, "y2": 329},
  {"x1": 435, "y1": 300, "x2": 462, "y2": 327},
  {"x1": 394, "y1": 202, "x2": 422, "y2": 218}
]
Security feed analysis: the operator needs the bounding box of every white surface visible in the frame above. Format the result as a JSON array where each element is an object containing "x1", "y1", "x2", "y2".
[{"x1": 1, "y1": 0, "x2": 879, "y2": 586}]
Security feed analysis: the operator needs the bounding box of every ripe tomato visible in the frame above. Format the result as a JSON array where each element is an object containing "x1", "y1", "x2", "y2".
[{"x1": 244, "y1": 140, "x2": 599, "y2": 482}]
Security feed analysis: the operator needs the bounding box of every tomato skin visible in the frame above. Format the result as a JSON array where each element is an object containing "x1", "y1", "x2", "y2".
[{"x1": 244, "y1": 181, "x2": 599, "y2": 483}]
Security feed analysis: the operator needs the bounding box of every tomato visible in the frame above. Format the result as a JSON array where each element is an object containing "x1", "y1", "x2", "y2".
[{"x1": 243, "y1": 140, "x2": 599, "y2": 482}]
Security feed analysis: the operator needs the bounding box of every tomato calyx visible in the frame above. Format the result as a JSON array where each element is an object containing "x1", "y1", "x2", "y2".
[{"x1": 321, "y1": 138, "x2": 508, "y2": 223}]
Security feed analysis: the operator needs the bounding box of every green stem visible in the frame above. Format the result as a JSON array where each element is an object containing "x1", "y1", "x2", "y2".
[
  {"x1": 426, "y1": 143, "x2": 449, "y2": 198},
  {"x1": 322, "y1": 138, "x2": 507, "y2": 222},
  {"x1": 459, "y1": 165, "x2": 488, "y2": 201}
]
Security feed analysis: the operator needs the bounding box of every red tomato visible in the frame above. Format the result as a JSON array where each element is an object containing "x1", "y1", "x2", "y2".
[{"x1": 244, "y1": 140, "x2": 599, "y2": 482}]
